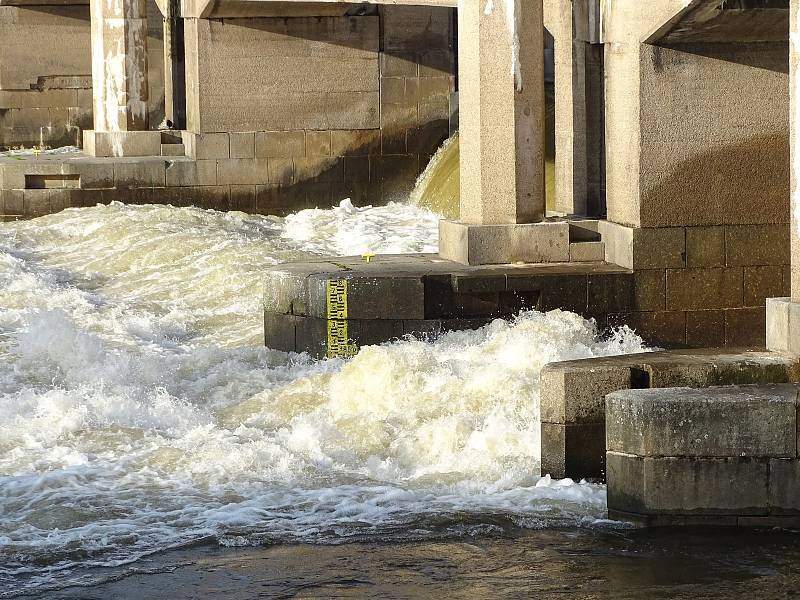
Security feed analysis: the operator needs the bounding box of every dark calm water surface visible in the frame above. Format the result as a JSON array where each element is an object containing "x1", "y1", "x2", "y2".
[{"x1": 31, "y1": 527, "x2": 800, "y2": 599}]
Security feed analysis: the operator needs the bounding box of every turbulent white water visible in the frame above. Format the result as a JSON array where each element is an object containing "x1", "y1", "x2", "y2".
[{"x1": 0, "y1": 200, "x2": 647, "y2": 596}]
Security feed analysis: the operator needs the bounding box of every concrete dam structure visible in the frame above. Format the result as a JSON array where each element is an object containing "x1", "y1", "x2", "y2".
[{"x1": 2, "y1": 0, "x2": 800, "y2": 532}]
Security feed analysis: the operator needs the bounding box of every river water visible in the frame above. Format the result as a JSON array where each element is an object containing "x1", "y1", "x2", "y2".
[{"x1": 0, "y1": 198, "x2": 658, "y2": 596}]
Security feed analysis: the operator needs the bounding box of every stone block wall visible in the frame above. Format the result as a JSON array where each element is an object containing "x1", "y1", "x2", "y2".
[
  {"x1": 596, "y1": 24, "x2": 791, "y2": 348},
  {"x1": 183, "y1": 7, "x2": 455, "y2": 207},
  {"x1": 0, "y1": 1, "x2": 165, "y2": 150},
  {"x1": 599, "y1": 221, "x2": 791, "y2": 348}
]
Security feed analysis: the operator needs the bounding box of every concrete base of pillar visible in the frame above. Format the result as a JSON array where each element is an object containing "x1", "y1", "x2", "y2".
[
  {"x1": 83, "y1": 130, "x2": 162, "y2": 158},
  {"x1": 767, "y1": 297, "x2": 800, "y2": 356},
  {"x1": 438, "y1": 220, "x2": 570, "y2": 266}
]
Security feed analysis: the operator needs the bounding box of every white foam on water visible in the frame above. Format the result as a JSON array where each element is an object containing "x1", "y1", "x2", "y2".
[{"x1": 0, "y1": 201, "x2": 647, "y2": 595}]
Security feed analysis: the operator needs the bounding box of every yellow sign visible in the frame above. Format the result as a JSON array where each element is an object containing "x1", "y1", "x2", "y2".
[{"x1": 326, "y1": 279, "x2": 358, "y2": 359}]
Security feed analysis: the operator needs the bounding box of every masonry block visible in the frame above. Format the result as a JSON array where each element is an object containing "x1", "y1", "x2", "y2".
[
  {"x1": 769, "y1": 459, "x2": 800, "y2": 514},
  {"x1": 216, "y1": 159, "x2": 269, "y2": 186},
  {"x1": 114, "y1": 161, "x2": 166, "y2": 188},
  {"x1": 607, "y1": 453, "x2": 769, "y2": 516},
  {"x1": 165, "y1": 159, "x2": 217, "y2": 187},
  {"x1": 541, "y1": 362, "x2": 632, "y2": 424},
  {"x1": 686, "y1": 226, "x2": 725, "y2": 268},
  {"x1": 606, "y1": 386, "x2": 798, "y2": 459},
  {"x1": 744, "y1": 265, "x2": 787, "y2": 307},
  {"x1": 182, "y1": 132, "x2": 230, "y2": 160},
  {"x1": 726, "y1": 224, "x2": 790, "y2": 267},
  {"x1": 83, "y1": 131, "x2": 161, "y2": 158},
  {"x1": 439, "y1": 221, "x2": 570, "y2": 266},
  {"x1": 229, "y1": 132, "x2": 255, "y2": 159},
  {"x1": 306, "y1": 131, "x2": 331, "y2": 157},
  {"x1": 666, "y1": 268, "x2": 743, "y2": 310},
  {"x1": 306, "y1": 274, "x2": 425, "y2": 320},
  {"x1": 541, "y1": 422, "x2": 606, "y2": 480},
  {"x1": 632, "y1": 227, "x2": 686, "y2": 269},
  {"x1": 724, "y1": 308, "x2": 766, "y2": 347},
  {"x1": 607, "y1": 311, "x2": 686, "y2": 347},
  {"x1": 268, "y1": 158, "x2": 295, "y2": 185},
  {"x1": 570, "y1": 241, "x2": 605, "y2": 262},
  {"x1": 330, "y1": 129, "x2": 381, "y2": 156},
  {"x1": 766, "y1": 297, "x2": 800, "y2": 356},
  {"x1": 686, "y1": 310, "x2": 726, "y2": 348},
  {"x1": 255, "y1": 131, "x2": 306, "y2": 158},
  {"x1": 633, "y1": 269, "x2": 666, "y2": 311}
]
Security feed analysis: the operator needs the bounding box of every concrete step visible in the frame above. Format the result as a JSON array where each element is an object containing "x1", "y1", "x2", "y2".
[
  {"x1": 570, "y1": 241, "x2": 605, "y2": 262},
  {"x1": 160, "y1": 143, "x2": 185, "y2": 157}
]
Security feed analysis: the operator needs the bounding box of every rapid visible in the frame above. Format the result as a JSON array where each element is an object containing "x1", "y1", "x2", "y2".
[{"x1": 0, "y1": 197, "x2": 647, "y2": 596}]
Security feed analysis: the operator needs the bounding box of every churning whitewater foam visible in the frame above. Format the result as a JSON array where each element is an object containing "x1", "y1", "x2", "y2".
[{"x1": 0, "y1": 201, "x2": 646, "y2": 595}]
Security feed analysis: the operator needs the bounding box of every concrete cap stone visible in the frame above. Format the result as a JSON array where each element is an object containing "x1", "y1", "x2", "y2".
[{"x1": 606, "y1": 384, "x2": 800, "y2": 458}]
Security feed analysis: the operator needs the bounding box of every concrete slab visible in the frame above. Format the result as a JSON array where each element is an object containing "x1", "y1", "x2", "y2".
[{"x1": 439, "y1": 220, "x2": 570, "y2": 265}]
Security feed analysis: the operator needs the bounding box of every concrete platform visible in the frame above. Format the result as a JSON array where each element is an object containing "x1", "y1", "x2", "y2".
[
  {"x1": 606, "y1": 383, "x2": 800, "y2": 527},
  {"x1": 262, "y1": 253, "x2": 634, "y2": 358},
  {"x1": 540, "y1": 349, "x2": 800, "y2": 480}
]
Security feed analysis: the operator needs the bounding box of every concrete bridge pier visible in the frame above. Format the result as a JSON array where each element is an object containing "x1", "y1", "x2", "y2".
[
  {"x1": 83, "y1": 0, "x2": 161, "y2": 157},
  {"x1": 439, "y1": 0, "x2": 570, "y2": 266},
  {"x1": 767, "y1": 0, "x2": 800, "y2": 357}
]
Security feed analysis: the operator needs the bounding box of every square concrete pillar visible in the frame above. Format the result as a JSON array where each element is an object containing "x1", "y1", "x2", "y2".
[
  {"x1": 85, "y1": 0, "x2": 152, "y2": 157},
  {"x1": 440, "y1": 0, "x2": 559, "y2": 265},
  {"x1": 768, "y1": 0, "x2": 800, "y2": 355}
]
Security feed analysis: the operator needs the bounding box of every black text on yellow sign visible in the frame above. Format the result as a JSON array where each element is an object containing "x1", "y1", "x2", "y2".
[{"x1": 326, "y1": 279, "x2": 358, "y2": 359}]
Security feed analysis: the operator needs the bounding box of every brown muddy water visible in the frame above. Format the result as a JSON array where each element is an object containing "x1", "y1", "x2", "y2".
[{"x1": 31, "y1": 527, "x2": 800, "y2": 599}]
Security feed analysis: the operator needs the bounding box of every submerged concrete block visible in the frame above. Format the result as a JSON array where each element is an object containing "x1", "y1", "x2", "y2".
[
  {"x1": 606, "y1": 386, "x2": 799, "y2": 459},
  {"x1": 439, "y1": 220, "x2": 570, "y2": 266},
  {"x1": 541, "y1": 362, "x2": 632, "y2": 424},
  {"x1": 541, "y1": 422, "x2": 605, "y2": 480},
  {"x1": 607, "y1": 453, "x2": 769, "y2": 516}
]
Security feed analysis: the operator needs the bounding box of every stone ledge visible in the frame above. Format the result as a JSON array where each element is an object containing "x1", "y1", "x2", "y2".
[
  {"x1": 262, "y1": 254, "x2": 630, "y2": 358},
  {"x1": 606, "y1": 385, "x2": 799, "y2": 459},
  {"x1": 438, "y1": 220, "x2": 570, "y2": 266},
  {"x1": 766, "y1": 297, "x2": 800, "y2": 356},
  {"x1": 83, "y1": 130, "x2": 162, "y2": 158}
]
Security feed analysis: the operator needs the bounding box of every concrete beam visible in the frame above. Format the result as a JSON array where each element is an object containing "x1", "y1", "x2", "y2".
[
  {"x1": 646, "y1": 0, "x2": 789, "y2": 44},
  {"x1": 179, "y1": 0, "x2": 457, "y2": 19}
]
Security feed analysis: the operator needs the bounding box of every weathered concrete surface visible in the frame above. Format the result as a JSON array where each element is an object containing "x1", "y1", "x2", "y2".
[
  {"x1": 606, "y1": 383, "x2": 800, "y2": 526},
  {"x1": 540, "y1": 349, "x2": 800, "y2": 479},
  {"x1": 262, "y1": 253, "x2": 633, "y2": 358},
  {"x1": 602, "y1": 1, "x2": 789, "y2": 229},
  {"x1": 439, "y1": 220, "x2": 570, "y2": 265},
  {"x1": 606, "y1": 385, "x2": 798, "y2": 458},
  {"x1": 89, "y1": 0, "x2": 150, "y2": 133},
  {"x1": 439, "y1": 0, "x2": 548, "y2": 265}
]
